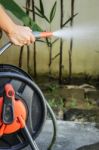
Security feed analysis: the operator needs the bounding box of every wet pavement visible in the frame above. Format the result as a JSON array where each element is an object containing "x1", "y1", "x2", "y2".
[{"x1": 23, "y1": 120, "x2": 99, "y2": 150}]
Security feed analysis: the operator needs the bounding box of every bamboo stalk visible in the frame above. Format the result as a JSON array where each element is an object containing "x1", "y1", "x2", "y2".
[
  {"x1": 68, "y1": 0, "x2": 75, "y2": 83},
  {"x1": 26, "y1": 0, "x2": 31, "y2": 73},
  {"x1": 19, "y1": 46, "x2": 24, "y2": 67},
  {"x1": 32, "y1": 0, "x2": 37, "y2": 78},
  {"x1": 59, "y1": 0, "x2": 64, "y2": 84}
]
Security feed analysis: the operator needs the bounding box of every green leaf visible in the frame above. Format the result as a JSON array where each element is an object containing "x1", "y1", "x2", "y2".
[
  {"x1": 43, "y1": 16, "x2": 50, "y2": 23},
  {"x1": 46, "y1": 38, "x2": 51, "y2": 47},
  {"x1": 50, "y1": 1, "x2": 57, "y2": 23},
  {"x1": 35, "y1": 6, "x2": 50, "y2": 23},
  {"x1": 52, "y1": 53, "x2": 60, "y2": 60},
  {"x1": 0, "y1": 0, "x2": 42, "y2": 31},
  {"x1": 52, "y1": 38, "x2": 59, "y2": 44},
  {"x1": 35, "y1": 6, "x2": 43, "y2": 17},
  {"x1": 39, "y1": 0, "x2": 44, "y2": 15},
  {"x1": 35, "y1": 12, "x2": 44, "y2": 18},
  {"x1": 36, "y1": 39, "x2": 47, "y2": 43},
  {"x1": 62, "y1": 13, "x2": 78, "y2": 27},
  {"x1": 35, "y1": 3, "x2": 51, "y2": 23}
]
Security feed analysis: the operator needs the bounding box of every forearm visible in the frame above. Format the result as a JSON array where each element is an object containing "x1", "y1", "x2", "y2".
[
  {"x1": 0, "y1": 5, "x2": 35, "y2": 46},
  {"x1": 0, "y1": 5, "x2": 15, "y2": 34}
]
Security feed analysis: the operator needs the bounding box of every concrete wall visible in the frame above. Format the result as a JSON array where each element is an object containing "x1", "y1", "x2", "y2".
[{"x1": 0, "y1": 0, "x2": 99, "y2": 76}]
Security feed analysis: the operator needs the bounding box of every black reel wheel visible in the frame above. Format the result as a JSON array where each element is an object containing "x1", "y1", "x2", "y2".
[{"x1": 0, "y1": 64, "x2": 47, "y2": 150}]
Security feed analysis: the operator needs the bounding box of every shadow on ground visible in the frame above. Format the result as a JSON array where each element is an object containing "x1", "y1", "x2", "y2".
[{"x1": 76, "y1": 142, "x2": 99, "y2": 150}]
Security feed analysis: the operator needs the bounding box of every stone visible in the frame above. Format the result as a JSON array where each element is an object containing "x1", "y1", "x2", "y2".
[
  {"x1": 85, "y1": 90, "x2": 99, "y2": 99},
  {"x1": 60, "y1": 88, "x2": 85, "y2": 101}
]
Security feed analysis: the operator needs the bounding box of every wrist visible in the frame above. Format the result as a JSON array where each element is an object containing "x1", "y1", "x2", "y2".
[{"x1": 5, "y1": 22, "x2": 17, "y2": 35}]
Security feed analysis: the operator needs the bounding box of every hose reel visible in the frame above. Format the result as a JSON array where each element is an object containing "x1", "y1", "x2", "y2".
[
  {"x1": 0, "y1": 64, "x2": 47, "y2": 150},
  {"x1": 0, "y1": 40, "x2": 57, "y2": 150}
]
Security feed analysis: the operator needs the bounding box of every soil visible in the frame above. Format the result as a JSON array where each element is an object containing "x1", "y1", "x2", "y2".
[{"x1": 34, "y1": 75, "x2": 99, "y2": 122}]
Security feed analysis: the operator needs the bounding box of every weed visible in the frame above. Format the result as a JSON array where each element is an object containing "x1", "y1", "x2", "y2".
[{"x1": 48, "y1": 97, "x2": 64, "y2": 110}]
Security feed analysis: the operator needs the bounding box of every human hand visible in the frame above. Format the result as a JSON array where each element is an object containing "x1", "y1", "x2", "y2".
[{"x1": 7, "y1": 25, "x2": 35, "y2": 46}]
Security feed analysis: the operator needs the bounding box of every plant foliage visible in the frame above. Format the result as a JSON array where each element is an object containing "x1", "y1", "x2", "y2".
[
  {"x1": 50, "y1": 1, "x2": 57, "y2": 23},
  {"x1": 0, "y1": 0, "x2": 42, "y2": 31}
]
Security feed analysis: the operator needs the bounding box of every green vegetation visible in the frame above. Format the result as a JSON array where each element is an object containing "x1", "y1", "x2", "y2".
[{"x1": 0, "y1": 0, "x2": 42, "y2": 31}]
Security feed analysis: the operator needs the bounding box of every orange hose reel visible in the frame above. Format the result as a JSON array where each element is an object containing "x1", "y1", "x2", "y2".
[{"x1": 0, "y1": 84, "x2": 27, "y2": 136}]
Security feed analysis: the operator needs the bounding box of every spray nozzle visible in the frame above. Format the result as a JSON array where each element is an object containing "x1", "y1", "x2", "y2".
[{"x1": 33, "y1": 31, "x2": 53, "y2": 38}]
